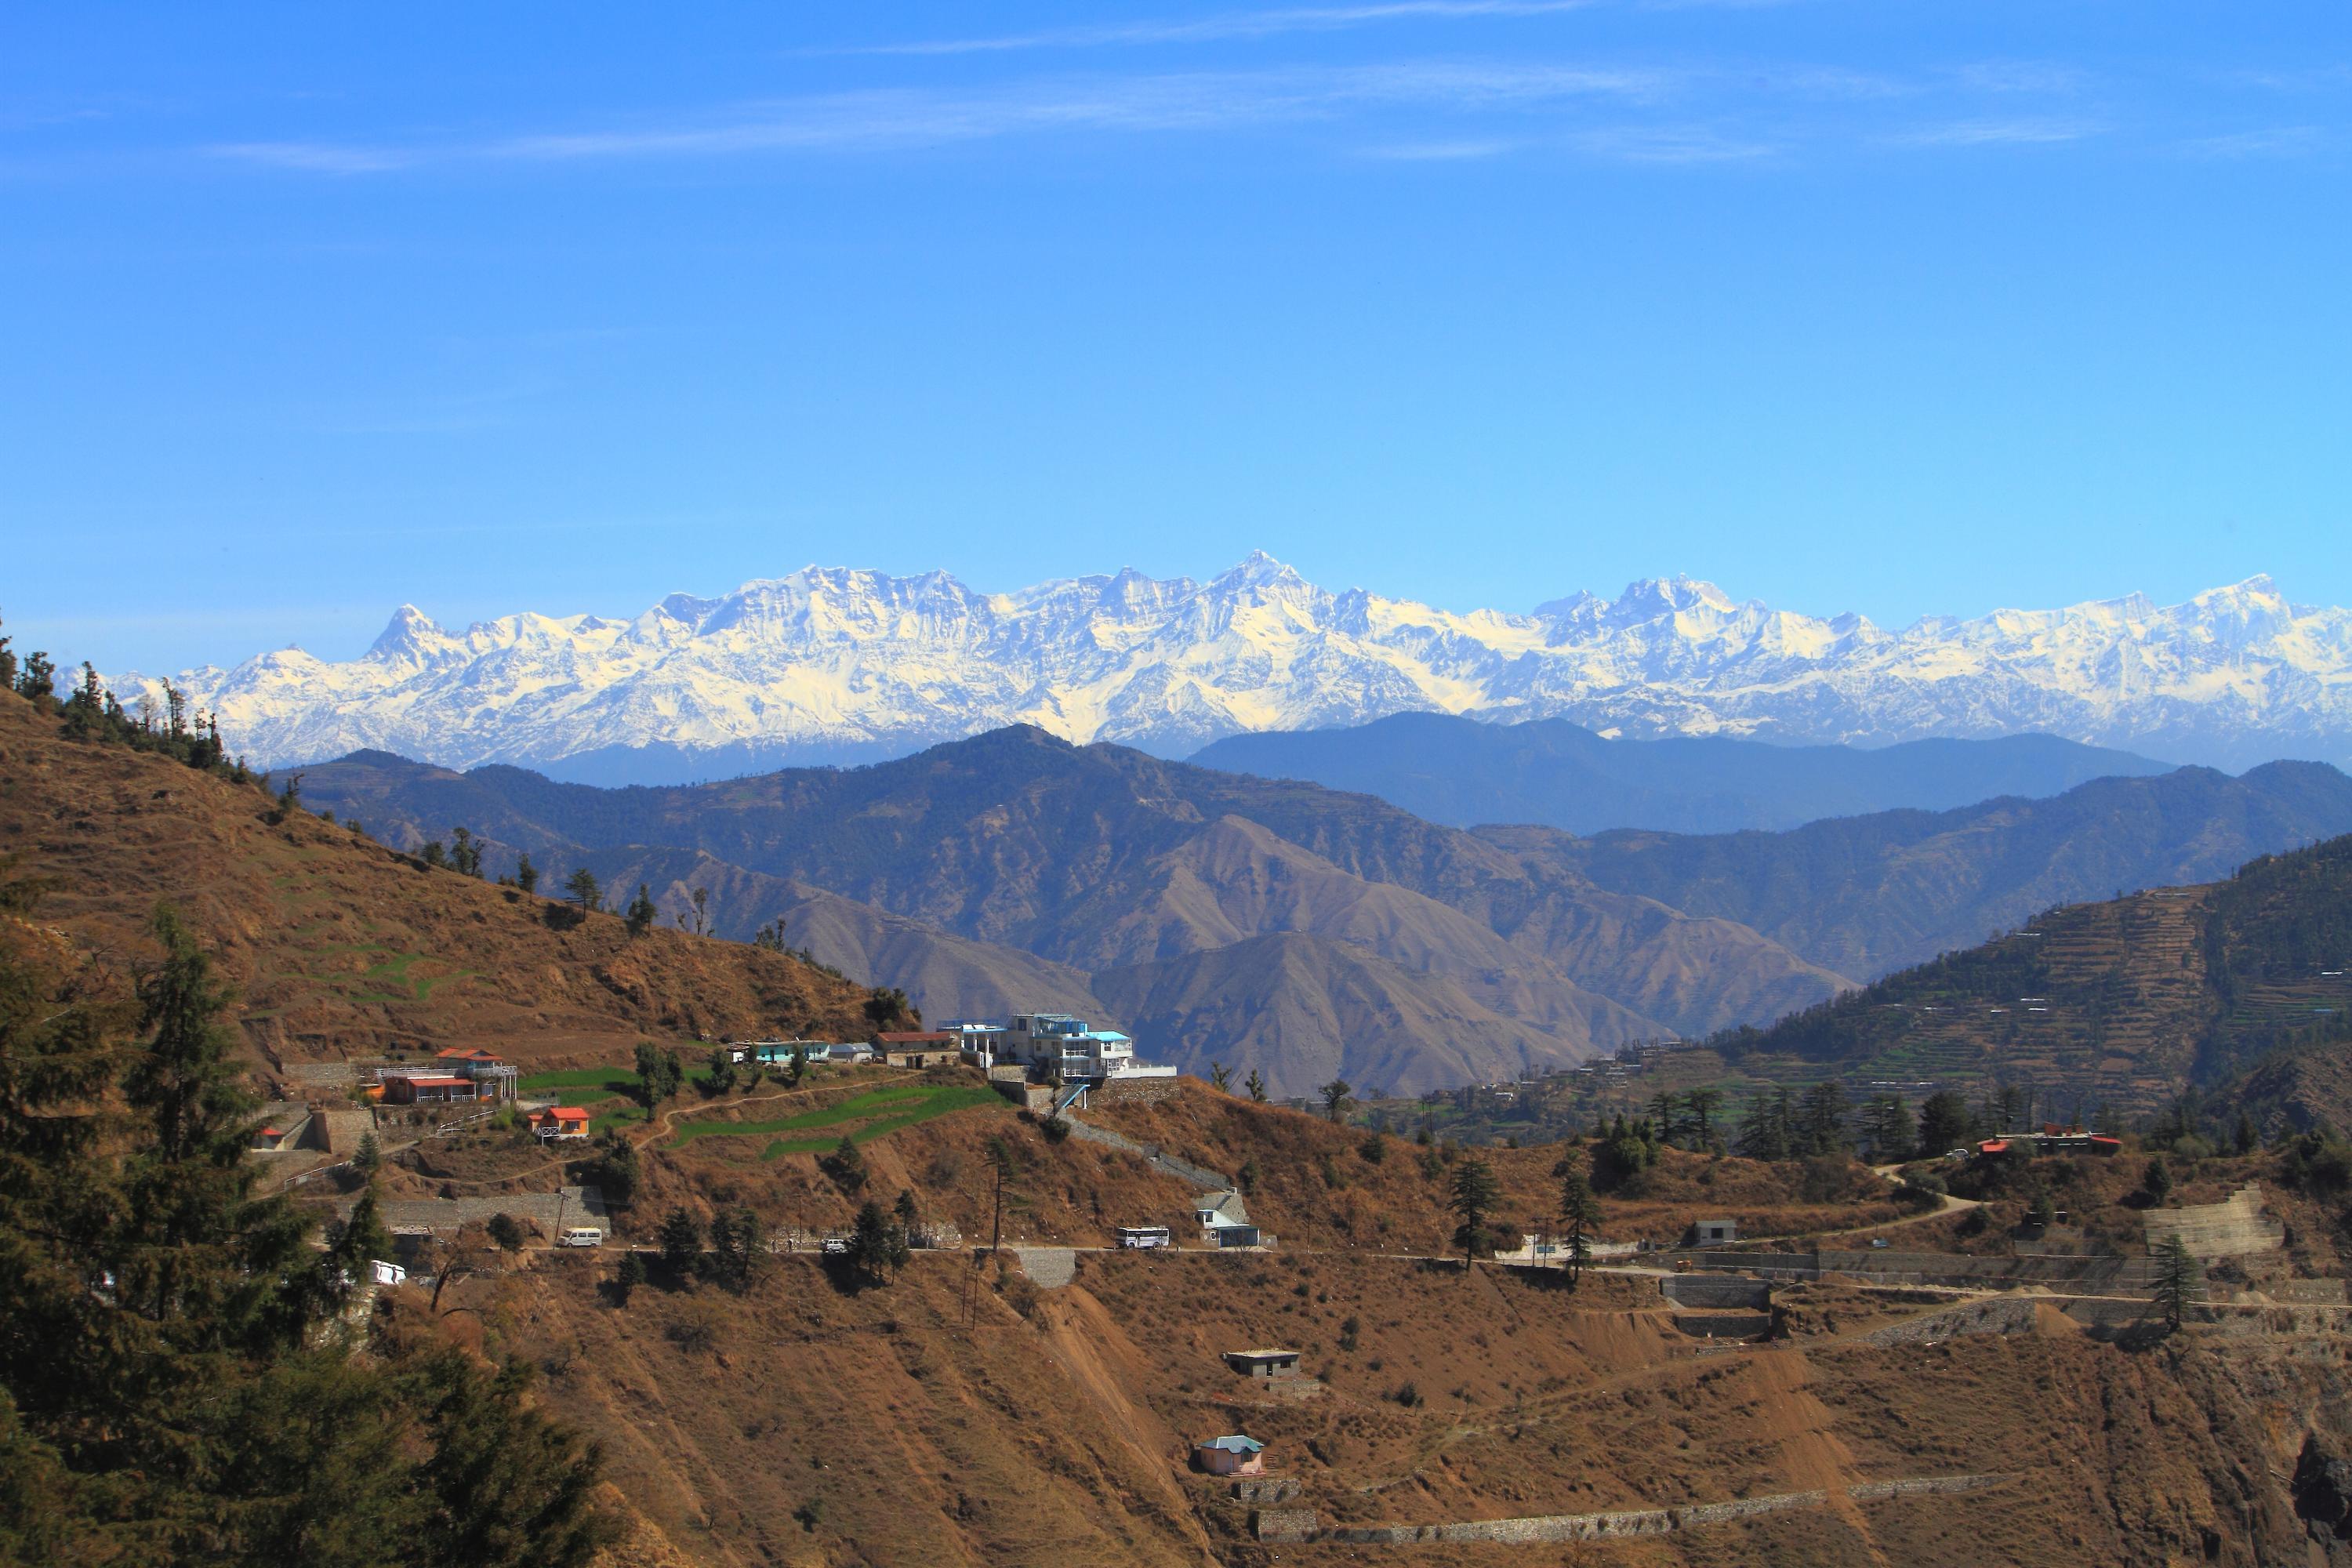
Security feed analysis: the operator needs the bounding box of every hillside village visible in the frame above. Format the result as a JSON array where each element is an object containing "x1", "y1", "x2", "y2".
[{"x1": 14, "y1": 670, "x2": 2352, "y2": 1566}]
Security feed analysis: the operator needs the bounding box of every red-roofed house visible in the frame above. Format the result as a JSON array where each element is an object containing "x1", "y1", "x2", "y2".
[{"x1": 531, "y1": 1106, "x2": 593, "y2": 1142}]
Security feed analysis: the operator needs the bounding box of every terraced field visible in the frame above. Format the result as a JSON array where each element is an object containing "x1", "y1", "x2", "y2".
[
  {"x1": 1718, "y1": 853, "x2": 2352, "y2": 1122},
  {"x1": 666, "y1": 1082, "x2": 1003, "y2": 1160}
]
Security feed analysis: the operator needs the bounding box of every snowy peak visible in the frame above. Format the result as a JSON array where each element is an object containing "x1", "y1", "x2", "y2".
[{"x1": 125, "y1": 557, "x2": 2352, "y2": 778}]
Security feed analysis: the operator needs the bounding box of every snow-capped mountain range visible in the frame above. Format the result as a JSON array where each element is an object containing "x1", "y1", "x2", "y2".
[{"x1": 122, "y1": 554, "x2": 2352, "y2": 780}]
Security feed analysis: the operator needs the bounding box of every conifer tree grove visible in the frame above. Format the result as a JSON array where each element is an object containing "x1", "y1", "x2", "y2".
[{"x1": 0, "y1": 883, "x2": 610, "y2": 1564}]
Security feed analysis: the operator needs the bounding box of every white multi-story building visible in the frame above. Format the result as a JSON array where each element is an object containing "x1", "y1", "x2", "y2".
[{"x1": 947, "y1": 1013, "x2": 1174, "y2": 1083}]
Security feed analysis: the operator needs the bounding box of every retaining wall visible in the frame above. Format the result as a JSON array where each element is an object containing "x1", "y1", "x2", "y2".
[
  {"x1": 1661, "y1": 1274, "x2": 1771, "y2": 1310},
  {"x1": 1683, "y1": 1248, "x2": 2162, "y2": 1294},
  {"x1": 1290, "y1": 1474, "x2": 2002, "y2": 1548},
  {"x1": 1093, "y1": 1076, "x2": 1183, "y2": 1106}
]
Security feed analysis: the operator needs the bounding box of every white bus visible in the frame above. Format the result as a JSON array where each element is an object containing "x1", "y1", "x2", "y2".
[{"x1": 1116, "y1": 1225, "x2": 1172, "y2": 1249}]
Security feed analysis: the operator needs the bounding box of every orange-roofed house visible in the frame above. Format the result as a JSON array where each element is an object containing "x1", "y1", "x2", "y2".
[{"x1": 531, "y1": 1106, "x2": 593, "y2": 1142}]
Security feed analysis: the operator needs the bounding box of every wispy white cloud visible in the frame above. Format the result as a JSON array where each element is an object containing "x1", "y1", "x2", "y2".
[
  {"x1": 205, "y1": 63, "x2": 1686, "y2": 172},
  {"x1": 2182, "y1": 125, "x2": 2325, "y2": 159},
  {"x1": 1885, "y1": 116, "x2": 2100, "y2": 148},
  {"x1": 1566, "y1": 123, "x2": 1773, "y2": 162},
  {"x1": 1955, "y1": 60, "x2": 2085, "y2": 96},
  {"x1": 1361, "y1": 136, "x2": 1523, "y2": 158},
  {"x1": 819, "y1": 2, "x2": 1602, "y2": 58},
  {"x1": 207, "y1": 140, "x2": 420, "y2": 174}
]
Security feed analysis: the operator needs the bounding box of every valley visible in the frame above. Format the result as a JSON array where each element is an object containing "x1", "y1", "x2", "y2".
[
  {"x1": 18, "y1": 673, "x2": 2352, "y2": 1567},
  {"x1": 296, "y1": 724, "x2": 2352, "y2": 1100}
]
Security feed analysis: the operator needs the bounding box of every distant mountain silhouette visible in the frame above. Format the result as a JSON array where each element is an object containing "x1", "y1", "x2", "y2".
[{"x1": 1192, "y1": 713, "x2": 2173, "y2": 835}]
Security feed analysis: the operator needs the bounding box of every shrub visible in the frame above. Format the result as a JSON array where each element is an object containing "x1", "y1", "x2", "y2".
[
  {"x1": 819, "y1": 1135, "x2": 868, "y2": 1193},
  {"x1": 1392, "y1": 1382, "x2": 1423, "y2": 1408}
]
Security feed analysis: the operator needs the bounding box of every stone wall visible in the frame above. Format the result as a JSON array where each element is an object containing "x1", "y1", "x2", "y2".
[
  {"x1": 1683, "y1": 1247, "x2": 2163, "y2": 1294},
  {"x1": 1674, "y1": 1312, "x2": 1773, "y2": 1340},
  {"x1": 1093, "y1": 1076, "x2": 1183, "y2": 1106},
  {"x1": 1231, "y1": 1477, "x2": 1301, "y2": 1504},
  {"x1": 1252, "y1": 1508, "x2": 1318, "y2": 1541},
  {"x1": 1291, "y1": 1474, "x2": 2003, "y2": 1547},
  {"x1": 1661, "y1": 1274, "x2": 1771, "y2": 1310}
]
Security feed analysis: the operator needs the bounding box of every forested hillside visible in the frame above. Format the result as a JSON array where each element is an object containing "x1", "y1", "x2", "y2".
[{"x1": 1712, "y1": 833, "x2": 2352, "y2": 1127}]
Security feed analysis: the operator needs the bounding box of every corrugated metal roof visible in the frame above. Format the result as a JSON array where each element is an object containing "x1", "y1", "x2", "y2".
[{"x1": 1196, "y1": 1436, "x2": 1264, "y2": 1454}]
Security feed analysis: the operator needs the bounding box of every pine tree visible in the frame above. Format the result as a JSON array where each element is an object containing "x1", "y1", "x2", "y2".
[
  {"x1": 1916, "y1": 1090, "x2": 1973, "y2": 1159},
  {"x1": 1646, "y1": 1090, "x2": 1683, "y2": 1146},
  {"x1": 1209, "y1": 1061, "x2": 1232, "y2": 1092},
  {"x1": 1245, "y1": 1068, "x2": 1268, "y2": 1102},
  {"x1": 564, "y1": 868, "x2": 601, "y2": 916},
  {"x1": 1556, "y1": 1157, "x2": 1601, "y2": 1287},
  {"x1": 2154, "y1": 1233, "x2": 2201, "y2": 1333},
  {"x1": 1320, "y1": 1078, "x2": 1353, "y2": 1123},
  {"x1": 1737, "y1": 1089, "x2": 1793, "y2": 1162},
  {"x1": 623, "y1": 884, "x2": 658, "y2": 937},
  {"x1": 0, "y1": 894, "x2": 615, "y2": 1564},
  {"x1": 659, "y1": 1209, "x2": 702, "y2": 1278},
  {"x1": 847, "y1": 1199, "x2": 911, "y2": 1282},
  {"x1": 1798, "y1": 1081, "x2": 1853, "y2": 1156},
  {"x1": 1447, "y1": 1157, "x2": 1502, "y2": 1269},
  {"x1": 448, "y1": 826, "x2": 484, "y2": 878},
  {"x1": 1683, "y1": 1087, "x2": 1724, "y2": 1151},
  {"x1": 516, "y1": 852, "x2": 540, "y2": 895},
  {"x1": 633, "y1": 1041, "x2": 682, "y2": 1108},
  {"x1": 613, "y1": 1250, "x2": 647, "y2": 1304}
]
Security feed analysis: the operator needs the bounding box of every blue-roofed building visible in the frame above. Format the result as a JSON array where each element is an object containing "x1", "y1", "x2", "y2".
[
  {"x1": 1192, "y1": 1434, "x2": 1266, "y2": 1475},
  {"x1": 972, "y1": 1012, "x2": 1177, "y2": 1085}
]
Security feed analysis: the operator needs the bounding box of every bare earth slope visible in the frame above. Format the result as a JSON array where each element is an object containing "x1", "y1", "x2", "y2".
[{"x1": 467, "y1": 1081, "x2": 2352, "y2": 1568}]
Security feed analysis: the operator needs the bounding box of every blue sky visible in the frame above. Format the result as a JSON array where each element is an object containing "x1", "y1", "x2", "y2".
[{"x1": 2, "y1": 2, "x2": 2348, "y2": 674}]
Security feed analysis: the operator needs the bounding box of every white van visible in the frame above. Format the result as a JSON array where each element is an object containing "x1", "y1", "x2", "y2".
[{"x1": 558, "y1": 1226, "x2": 604, "y2": 1248}]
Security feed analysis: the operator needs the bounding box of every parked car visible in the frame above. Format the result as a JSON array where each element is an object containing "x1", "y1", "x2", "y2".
[{"x1": 557, "y1": 1226, "x2": 604, "y2": 1248}]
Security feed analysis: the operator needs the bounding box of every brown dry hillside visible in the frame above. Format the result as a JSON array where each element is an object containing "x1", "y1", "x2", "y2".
[
  {"x1": 472, "y1": 1239, "x2": 2352, "y2": 1568},
  {"x1": 604, "y1": 1076, "x2": 1902, "y2": 1258},
  {"x1": 0, "y1": 691, "x2": 876, "y2": 1069}
]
